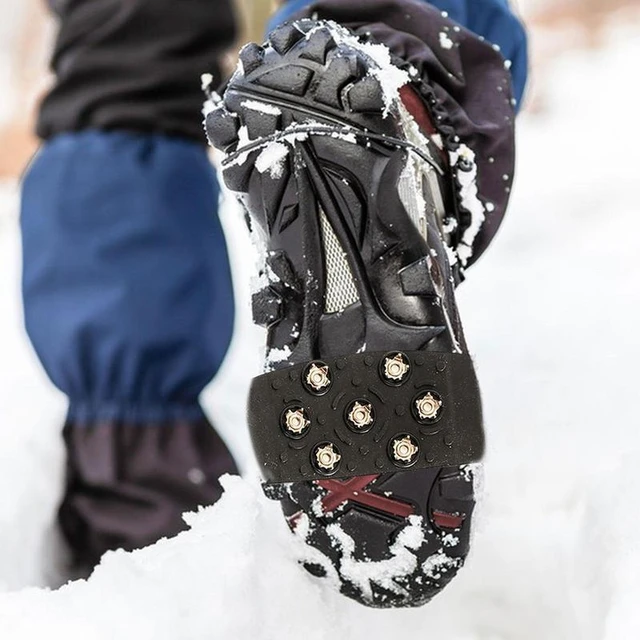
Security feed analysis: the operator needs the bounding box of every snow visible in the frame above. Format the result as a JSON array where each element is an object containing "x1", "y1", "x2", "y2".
[
  {"x1": 231, "y1": 124, "x2": 252, "y2": 166},
  {"x1": 448, "y1": 143, "x2": 486, "y2": 266},
  {"x1": 441, "y1": 533, "x2": 459, "y2": 548},
  {"x1": 319, "y1": 21, "x2": 409, "y2": 116},
  {"x1": 421, "y1": 552, "x2": 460, "y2": 581},
  {"x1": 0, "y1": 27, "x2": 639, "y2": 640},
  {"x1": 255, "y1": 141, "x2": 288, "y2": 178},
  {"x1": 264, "y1": 345, "x2": 292, "y2": 369},
  {"x1": 251, "y1": 124, "x2": 356, "y2": 179},
  {"x1": 200, "y1": 73, "x2": 214, "y2": 92},
  {"x1": 324, "y1": 515, "x2": 425, "y2": 601},
  {"x1": 439, "y1": 32, "x2": 454, "y2": 50},
  {"x1": 240, "y1": 99, "x2": 282, "y2": 116}
]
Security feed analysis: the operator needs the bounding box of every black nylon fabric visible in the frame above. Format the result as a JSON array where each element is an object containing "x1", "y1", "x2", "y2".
[
  {"x1": 38, "y1": 0, "x2": 238, "y2": 142},
  {"x1": 290, "y1": 0, "x2": 516, "y2": 265},
  {"x1": 59, "y1": 413, "x2": 238, "y2": 568}
]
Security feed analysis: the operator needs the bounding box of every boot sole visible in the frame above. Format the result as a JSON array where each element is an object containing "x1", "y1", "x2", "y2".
[{"x1": 207, "y1": 20, "x2": 481, "y2": 608}]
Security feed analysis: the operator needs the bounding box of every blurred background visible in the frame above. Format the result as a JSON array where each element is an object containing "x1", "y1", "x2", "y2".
[
  {"x1": 1, "y1": 1, "x2": 640, "y2": 637},
  {"x1": 1, "y1": 0, "x2": 639, "y2": 181}
]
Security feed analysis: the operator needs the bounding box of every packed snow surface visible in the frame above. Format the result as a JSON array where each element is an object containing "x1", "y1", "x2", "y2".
[{"x1": 1, "y1": 33, "x2": 640, "y2": 640}]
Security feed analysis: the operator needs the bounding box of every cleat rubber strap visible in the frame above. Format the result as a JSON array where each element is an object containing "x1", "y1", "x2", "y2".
[{"x1": 248, "y1": 350, "x2": 484, "y2": 484}]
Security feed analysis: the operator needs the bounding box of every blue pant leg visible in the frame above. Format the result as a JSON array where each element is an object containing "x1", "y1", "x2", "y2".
[{"x1": 21, "y1": 130, "x2": 237, "y2": 566}]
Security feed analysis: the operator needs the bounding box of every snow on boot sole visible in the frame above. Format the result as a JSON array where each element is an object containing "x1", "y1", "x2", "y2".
[{"x1": 205, "y1": 20, "x2": 484, "y2": 608}]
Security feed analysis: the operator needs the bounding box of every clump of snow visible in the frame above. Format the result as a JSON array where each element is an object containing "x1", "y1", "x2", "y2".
[
  {"x1": 290, "y1": 512, "x2": 342, "y2": 592},
  {"x1": 293, "y1": 508, "x2": 461, "y2": 607},
  {"x1": 255, "y1": 141, "x2": 288, "y2": 179},
  {"x1": 439, "y1": 32, "x2": 454, "y2": 50},
  {"x1": 422, "y1": 552, "x2": 460, "y2": 581},
  {"x1": 201, "y1": 74, "x2": 221, "y2": 117},
  {"x1": 220, "y1": 120, "x2": 358, "y2": 172},
  {"x1": 313, "y1": 21, "x2": 409, "y2": 116},
  {"x1": 330, "y1": 130, "x2": 357, "y2": 144},
  {"x1": 442, "y1": 534, "x2": 459, "y2": 548},
  {"x1": 444, "y1": 243, "x2": 459, "y2": 267},
  {"x1": 324, "y1": 515, "x2": 426, "y2": 602},
  {"x1": 232, "y1": 124, "x2": 252, "y2": 167},
  {"x1": 442, "y1": 217, "x2": 458, "y2": 233},
  {"x1": 240, "y1": 99, "x2": 282, "y2": 117},
  {"x1": 200, "y1": 72, "x2": 214, "y2": 93},
  {"x1": 448, "y1": 143, "x2": 486, "y2": 266},
  {"x1": 264, "y1": 345, "x2": 292, "y2": 370},
  {"x1": 202, "y1": 94, "x2": 221, "y2": 119}
]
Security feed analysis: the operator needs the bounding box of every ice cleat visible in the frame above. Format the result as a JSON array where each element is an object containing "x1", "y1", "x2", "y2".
[{"x1": 205, "y1": 20, "x2": 485, "y2": 608}]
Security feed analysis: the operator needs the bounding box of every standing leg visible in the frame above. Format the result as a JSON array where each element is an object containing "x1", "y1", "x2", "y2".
[{"x1": 21, "y1": 0, "x2": 239, "y2": 570}]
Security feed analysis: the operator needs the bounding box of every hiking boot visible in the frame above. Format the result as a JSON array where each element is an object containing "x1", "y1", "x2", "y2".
[{"x1": 205, "y1": 19, "x2": 484, "y2": 608}]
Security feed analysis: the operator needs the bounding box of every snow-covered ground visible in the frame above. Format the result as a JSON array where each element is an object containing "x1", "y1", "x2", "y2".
[{"x1": 1, "y1": 31, "x2": 640, "y2": 640}]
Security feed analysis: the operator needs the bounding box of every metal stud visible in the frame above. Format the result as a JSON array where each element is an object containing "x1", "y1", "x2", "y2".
[
  {"x1": 391, "y1": 435, "x2": 419, "y2": 466},
  {"x1": 347, "y1": 401, "x2": 374, "y2": 431},
  {"x1": 313, "y1": 443, "x2": 341, "y2": 473},
  {"x1": 282, "y1": 407, "x2": 310, "y2": 436},
  {"x1": 414, "y1": 391, "x2": 443, "y2": 423},
  {"x1": 381, "y1": 352, "x2": 410, "y2": 384},
  {"x1": 303, "y1": 361, "x2": 332, "y2": 394}
]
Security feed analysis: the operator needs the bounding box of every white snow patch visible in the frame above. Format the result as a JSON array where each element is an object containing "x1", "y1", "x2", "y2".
[
  {"x1": 330, "y1": 129, "x2": 357, "y2": 144},
  {"x1": 240, "y1": 99, "x2": 282, "y2": 116},
  {"x1": 255, "y1": 141, "x2": 289, "y2": 179},
  {"x1": 448, "y1": 143, "x2": 486, "y2": 266},
  {"x1": 442, "y1": 534, "x2": 459, "y2": 548},
  {"x1": 316, "y1": 21, "x2": 409, "y2": 116},
  {"x1": 202, "y1": 97, "x2": 219, "y2": 118},
  {"x1": 439, "y1": 31, "x2": 454, "y2": 50},
  {"x1": 200, "y1": 72, "x2": 214, "y2": 92},
  {"x1": 310, "y1": 495, "x2": 325, "y2": 518},
  {"x1": 442, "y1": 217, "x2": 459, "y2": 234},
  {"x1": 265, "y1": 345, "x2": 292, "y2": 369},
  {"x1": 221, "y1": 118, "x2": 360, "y2": 177},
  {"x1": 422, "y1": 552, "x2": 460, "y2": 580},
  {"x1": 325, "y1": 515, "x2": 425, "y2": 602},
  {"x1": 291, "y1": 513, "x2": 342, "y2": 592},
  {"x1": 231, "y1": 124, "x2": 252, "y2": 167},
  {"x1": 444, "y1": 243, "x2": 459, "y2": 266}
]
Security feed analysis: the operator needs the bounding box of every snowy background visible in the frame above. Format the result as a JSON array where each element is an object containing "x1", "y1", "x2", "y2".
[{"x1": 1, "y1": 2, "x2": 640, "y2": 639}]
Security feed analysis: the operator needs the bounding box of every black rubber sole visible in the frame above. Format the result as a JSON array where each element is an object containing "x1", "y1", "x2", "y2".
[{"x1": 206, "y1": 20, "x2": 479, "y2": 608}]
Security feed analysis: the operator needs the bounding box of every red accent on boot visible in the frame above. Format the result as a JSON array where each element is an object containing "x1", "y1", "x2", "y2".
[
  {"x1": 399, "y1": 85, "x2": 437, "y2": 135},
  {"x1": 432, "y1": 509, "x2": 466, "y2": 530},
  {"x1": 317, "y1": 475, "x2": 416, "y2": 518},
  {"x1": 399, "y1": 84, "x2": 448, "y2": 164}
]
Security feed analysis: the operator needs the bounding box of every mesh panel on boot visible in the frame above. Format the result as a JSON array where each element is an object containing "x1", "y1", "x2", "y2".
[{"x1": 319, "y1": 208, "x2": 360, "y2": 313}]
